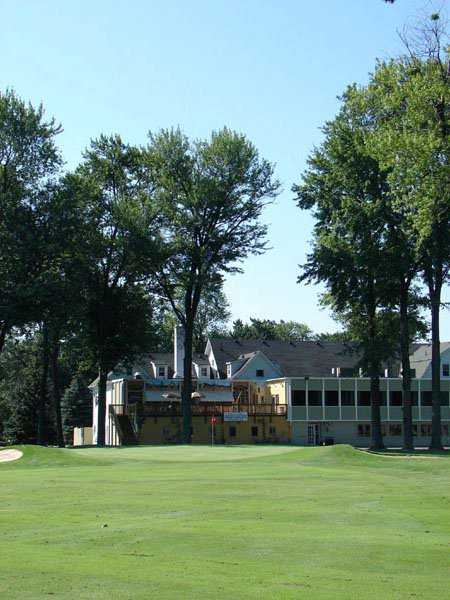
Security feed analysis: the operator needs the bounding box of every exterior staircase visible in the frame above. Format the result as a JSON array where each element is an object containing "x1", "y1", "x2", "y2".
[{"x1": 109, "y1": 406, "x2": 138, "y2": 445}]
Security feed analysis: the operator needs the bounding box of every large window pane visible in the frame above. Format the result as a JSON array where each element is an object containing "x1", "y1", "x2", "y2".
[
  {"x1": 325, "y1": 390, "x2": 338, "y2": 406},
  {"x1": 341, "y1": 390, "x2": 355, "y2": 406},
  {"x1": 358, "y1": 391, "x2": 371, "y2": 406},
  {"x1": 308, "y1": 390, "x2": 322, "y2": 406},
  {"x1": 291, "y1": 390, "x2": 305, "y2": 406}
]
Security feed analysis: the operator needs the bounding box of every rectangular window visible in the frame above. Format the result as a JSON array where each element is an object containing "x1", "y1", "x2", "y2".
[
  {"x1": 272, "y1": 394, "x2": 279, "y2": 404},
  {"x1": 443, "y1": 364, "x2": 449, "y2": 377},
  {"x1": 389, "y1": 424, "x2": 402, "y2": 436},
  {"x1": 251, "y1": 426, "x2": 258, "y2": 437},
  {"x1": 200, "y1": 367, "x2": 208, "y2": 377},
  {"x1": 390, "y1": 391, "x2": 403, "y2": 407},
  {"x1": 442, "y1": 425, "x2": 449, "y2": 436},
  {"x1": 421, "y1": 392, "x2": 449, "y2": 406},
  {"x1": 357, "y1": 424, "x2": 371, "y2": 437},
  {"x1": 420, "y1": 423, "x2": 432, "y2": 437},
  {"x1": 358, "y1": 391, "x2": 371, "y2": 406},
  {"x1": 256, "y1": 369, "x2": 264, "y2": 377},
  {"x1": 422, "y1": 391, "x2": 432, "y2": 406},
  {"x1": 291, "y1": 390, "x2": 306, "y2": 406},
  {"x1": 325, "y1": 390, "x2": 338, "y2": 406},
  {"x1": 269, "y1": 426, "x2": 276, "y2": 435},
  {"x1": 158, "y1": 366, "x2": 166, "y2": 377},
  {"x1": 308, "y1": 390, "x2": 322, "y2": 406},
  {"x1": 341, "y1": 390, "x2": 355, "y2": 406},
  {"x1": 229, "y1": 426, "x2": 236, "y2": 437}
]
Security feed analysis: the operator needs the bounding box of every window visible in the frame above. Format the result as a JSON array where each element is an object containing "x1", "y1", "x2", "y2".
[
  {"x1": 341, "y1": 390, "x2": 355, "y2": 406},
  {"x1": 357, "y1": 424, "x2": 371, "y2": 437},
  {"x1": 272, "y1": 394, "x2": 280, "y2": 404},
  {"x1": 229, "y1": 426, "x2": 236, "y2": 437},
  {"x1": 389, "y1": 424, "x2": 402, "y2": 436},
  {"x1": 251, "y1": 426, "x2": 258, "y2": 437},
  {"x1": 358, "y1": 391, "x2": 371, "y2": 406},
  {"x1": 256, "y1": 369, "x2": 264, "y2": 377},
  {"x1": 308, "y1": 390, "x2": 322, "y2": 406},
  {"x1": 158, "y1": 366, "x2": 166, "y2": 378},
  {"x1": 226, "y1": 364, "x2": 232, "y2": 378},
  {"x1": 325, "y1": 390, "x2": 338, "y2": 406},
  {"x1": 269, "y1": 426, "x2": 276, "y2": 435},
  {"x1": 420, "y1": 423, "x2": 432, "y2": 437},
  {"x1": 422, "y1": 391, "x2": 432, "y2": 406},
  {"x1": 390, "y1": 391, "x2": 403, "y2": 407},
  {"x1": 443, "y1": 364, "x2": 450, "y2": 377},
  {"x1": 291, "y1": 390, "x2": 306, "y2": 406},
  {"x1": 200, "y1": 366, "x2": 208, "y2": 377},
  {"x1": 442, "y1": 425, "x2": 449, "y2": 436},
  {"x1": 421, "y1": 392, "x2": 449, "y2": 406}
]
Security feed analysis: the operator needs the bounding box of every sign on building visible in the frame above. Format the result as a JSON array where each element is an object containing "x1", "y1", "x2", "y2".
[{"x1": 224, "y1": 412, "x2": 248, "y2": 422}]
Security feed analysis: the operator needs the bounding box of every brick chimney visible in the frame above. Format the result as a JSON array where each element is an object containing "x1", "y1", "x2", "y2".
[{"x1": 173, "y1": 325, "x2": 185, "y2": 378}]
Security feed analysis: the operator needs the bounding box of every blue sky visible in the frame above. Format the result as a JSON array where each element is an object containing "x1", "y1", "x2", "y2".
[{"x1": 1, "y1": 0, "x2": 448, "y2": 337}]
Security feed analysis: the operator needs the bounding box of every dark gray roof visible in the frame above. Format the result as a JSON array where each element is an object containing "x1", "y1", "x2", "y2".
[{"x1": 209, "y1": 338, "x2": 361, "y2": 378}]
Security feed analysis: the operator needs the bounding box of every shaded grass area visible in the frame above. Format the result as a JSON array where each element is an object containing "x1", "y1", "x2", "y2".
[{"x1": 1, "y1": 444, "x2": 449, "y2": 599}]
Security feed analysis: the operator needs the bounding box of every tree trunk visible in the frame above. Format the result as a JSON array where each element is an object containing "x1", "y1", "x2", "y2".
[
  {"x1": 0, "y1": 322, "x2": 8, "y2": 355},
  {"x1": 367, "y1": 294, "x2": 384, "y2": 451},
  {"x1": 429, "y1": 287, "x2": 443, "y2": 450},
  {"x1": 97, "y1": 364, "x2": 108, "y2": 447},
  {"x1": 50, "y1": 334, "x2": 64, "y2": 448},
  {"x1": 181, "y1": 320, "x2": 194, "y2": 444},
  {"x1": 399, "y1": 285, "x2": 414, "y2": 450},
  {"x1": 370, "y1": 373, "x2": 384, "y2": 450},
  {"x1": 37, "y1": 323, "x2": 49, "y2": 446}
]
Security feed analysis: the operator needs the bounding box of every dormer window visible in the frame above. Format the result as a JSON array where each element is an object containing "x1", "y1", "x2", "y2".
[
  {"x1": 226, "y1": 364, "x2": 232, "y2": 378},
  {"x1": 443, "y1": 364, "x2": 449, "y2": 377},
  {"x1": 200, "y1": 366, "x2": 209, "y2": 378},
  {"x1": 158, "y1": 366, "x2": 167, "y2": 378},
  {"x1": 256, "y1": 369, "x2": 264, "y2": 377}
]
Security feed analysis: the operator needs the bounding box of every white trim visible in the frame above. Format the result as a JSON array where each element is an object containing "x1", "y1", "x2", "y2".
[
  {"x1": 386, "y1": 377, "x2": 390, "y2": 421},
  {"x1": 338, "y1": 378, "x2": 342, "y2": 421},
  {"x1": 322, "y1": 378, "x2": 325, "y2": 420}
]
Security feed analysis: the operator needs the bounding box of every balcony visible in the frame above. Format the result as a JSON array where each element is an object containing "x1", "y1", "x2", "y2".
[{"x1": 111, "y1": 402, "x2": 287, "y2": 418}]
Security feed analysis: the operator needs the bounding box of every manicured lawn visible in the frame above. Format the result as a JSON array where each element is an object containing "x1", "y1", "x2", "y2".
[{"x1": 1, "y1": 444, "x2": 449, "y2": 599}]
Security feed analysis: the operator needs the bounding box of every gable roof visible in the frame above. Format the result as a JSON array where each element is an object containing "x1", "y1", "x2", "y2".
[
  {"x1": 209, "y1": 338, "x2": 361, "y2": 378},
  {"x1": 409, "y1": 342, "x2": 450, "y2": 378},
  {"x1": 230, "y1": 350, "x2": 283, "y2": 379}
]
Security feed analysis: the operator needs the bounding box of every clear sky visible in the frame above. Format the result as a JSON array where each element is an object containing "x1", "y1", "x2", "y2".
[{"x1": 1, "y1": 0, "x2": 448, "y2": 337}]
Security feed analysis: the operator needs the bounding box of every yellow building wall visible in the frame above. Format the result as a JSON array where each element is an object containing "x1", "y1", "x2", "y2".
[
  {"x1": 267, "y1": 380, "x2": 288, "y2": 404},
  {"x1": 138, "y1": 415, "x2": 291, "y2": 444}
]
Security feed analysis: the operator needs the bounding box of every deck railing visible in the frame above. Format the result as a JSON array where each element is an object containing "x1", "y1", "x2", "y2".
[{"x1": 110, "y1": 402, "x2": 286, "y2": 418}]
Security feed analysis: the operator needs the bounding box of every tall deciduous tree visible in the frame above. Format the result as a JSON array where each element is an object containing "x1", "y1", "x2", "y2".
[
  {"x1": 294, "y1": 89, "x2": 394, "y2": 450},
  {"x1": 68, "y1": 135, "x2": 162, "y2": 446},
  {"x1": 0, "y1": 90, "x2": 62, "y2": 354},
  {"x1": 145, "y1": 128, "x2": 280, "y2": 443},
  {"x1": 368, "y1": 14, "x2": 450, "y2": 449}
]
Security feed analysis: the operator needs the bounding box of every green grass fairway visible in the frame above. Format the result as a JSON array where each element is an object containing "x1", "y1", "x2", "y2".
[{"x1": 1, "y1": 445, "x2": 450, "y2": 599}]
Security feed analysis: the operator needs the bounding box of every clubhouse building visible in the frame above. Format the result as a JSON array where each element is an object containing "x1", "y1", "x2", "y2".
[{"x1": 86, "y1": 327, "x2": 450, "y2": 447}]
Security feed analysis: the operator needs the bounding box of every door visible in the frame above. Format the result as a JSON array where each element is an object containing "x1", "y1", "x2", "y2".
[{"x1": 307, "y1": 423, "x2": 320, "y2": 446}]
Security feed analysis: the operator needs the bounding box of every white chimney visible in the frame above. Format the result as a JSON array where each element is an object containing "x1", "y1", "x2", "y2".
[{"x1": 173, "y1": 325, "x2": 185, "y2": 378}]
